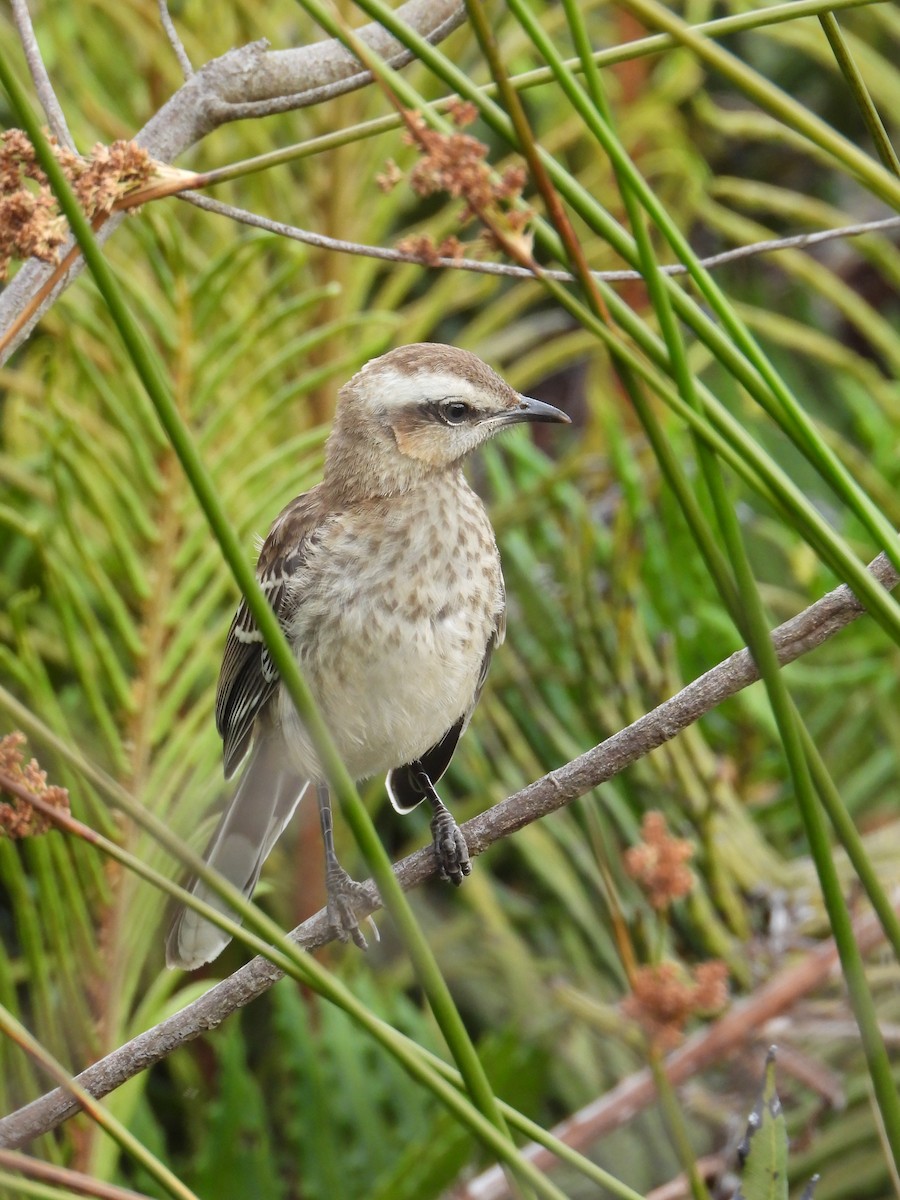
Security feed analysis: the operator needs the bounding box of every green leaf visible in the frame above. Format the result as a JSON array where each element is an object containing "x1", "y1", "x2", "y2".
[{"x1": 736, "y1": 1048, "x2": 789, "y2": 1200}]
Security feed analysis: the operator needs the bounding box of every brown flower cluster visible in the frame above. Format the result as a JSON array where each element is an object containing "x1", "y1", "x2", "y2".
[
  {"x1": 0, "y1": 130, "x2": 68, "y2": 277},
  {"x1": 622, "y1": 960, "x2": 729, "y2": 1049},
  {"x1": 384, "y1": 102, "x2": 533, "y2": 263},
  {"x1": 0, "y1": 130, "x2": 152, "y2": 279},
  {"x1": 625, "y1": 810, "x2": 695, "y2": 909},
  {"x1": 375, "y1": 158, "x2": 403, "y2": 193},
  {"x1": 0, "y1": 731, "x2": 70, "y2": 839},
  {"x1": 394, "y1": 233, "x2": 465, "y2": 266}
]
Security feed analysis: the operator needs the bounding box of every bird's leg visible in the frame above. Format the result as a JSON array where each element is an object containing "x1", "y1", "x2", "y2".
[
  {"x1": 413, "y1": 764, "x2": 471, "y2": 886},
  {"x1": 316, "y1": 783, "x2": 370, "y2": 949}
]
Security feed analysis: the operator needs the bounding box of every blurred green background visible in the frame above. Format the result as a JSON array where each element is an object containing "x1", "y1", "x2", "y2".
[{"x1": 1, "y1": 1, "x2": 899, "y2": 1197}]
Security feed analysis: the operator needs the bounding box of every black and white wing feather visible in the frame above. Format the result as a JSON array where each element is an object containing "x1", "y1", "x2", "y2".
[{"x1": 215, "y1": 487, "x2": 324, "y2": 777}]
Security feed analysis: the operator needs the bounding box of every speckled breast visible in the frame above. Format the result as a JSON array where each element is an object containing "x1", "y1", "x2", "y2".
[{"x1": 279, "y1": 477, "x2": 503, "y2": 782}]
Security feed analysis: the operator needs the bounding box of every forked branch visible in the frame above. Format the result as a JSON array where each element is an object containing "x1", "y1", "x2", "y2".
[{"x1": 0, "y1": 0, "x2": 465, "y2": 359}]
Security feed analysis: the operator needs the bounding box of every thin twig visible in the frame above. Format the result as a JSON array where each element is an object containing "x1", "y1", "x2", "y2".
[
  {"x1": 181, "y1": 192, "x2": 900, "y2": 284},
  {"x1": 157, "y1": 0, "x2": 193, "y2": 79},
  {"x1": 0, "y1": 551, "x2": 896, "y2": 1150},
  {"x1": 0, "y1": 0, "x2": 467, "y2": 361},
  {"x1": 463, "y1": 0, "x2": 608, "y2": 319},
  {"x1": 9, "y1": 0, "x2": 75, "y2": 149},
  {"x1": 643, "y1": 1157, "x2": 730, "y2": 1200},
  {"x1": 0, "y1": 1149, "x2": 156, "y2": 1200},
  {"x1": 2, "y1": 183, "x2": 894, "y2": 366},
  {"x1": 668, "y1": 215, "x2": 900, "y2": 272},
  {"x1": 4, "y1": 0, "x2": 898, "y2": 360}
]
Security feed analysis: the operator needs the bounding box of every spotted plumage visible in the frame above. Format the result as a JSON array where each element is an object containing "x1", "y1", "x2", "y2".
[{"x1": 166, "y1": 343, "x2": 569, "y2": 970}]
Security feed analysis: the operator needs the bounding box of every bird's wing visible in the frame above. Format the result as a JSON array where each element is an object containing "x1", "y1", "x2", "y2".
[
  {"x1": 386, "y1": 592, "x2": 506, "y2": 813},
  {"x1": 216, "y1": 486, "x2": 324, "y2": 778}
]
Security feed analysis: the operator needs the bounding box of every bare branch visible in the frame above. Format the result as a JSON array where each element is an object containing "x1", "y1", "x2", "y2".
[
  {"x1": 666, "y1": 214, "x2": 900, "y2": 277},
  {"x1": 0, "y1": 0, "x2": 466, "y2": 360},
  {"x1": 157, "y1": 0, "x2": 193, "y2": 80},
  {"x1": 464, "y1": 553, "x2": 899, "y2": 851},
  {"x1": 9, "y1": 0, "x2": 75, "y2": 150},
  {"x1": 0, "y1": 551, "x2": 895, "y2": 1150},
  {"x1": 0, "y1": 1149, "x2": 154, "y2": 1200},
  {"x1": 4, "y1": 0, "x2": 895, "y2": 358},
  {"x1": 182, "y1": 192, "x2": 900, "y2": 285}
]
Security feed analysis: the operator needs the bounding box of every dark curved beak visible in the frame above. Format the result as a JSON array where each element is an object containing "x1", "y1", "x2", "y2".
[{"x1": 500, "y1": 394, "x2": 571, "y2": 427}]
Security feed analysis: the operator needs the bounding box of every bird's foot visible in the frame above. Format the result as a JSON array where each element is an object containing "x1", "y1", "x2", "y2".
[
  {"x1": 325, "y1": 861, "x2": 376, "y2": 950},
  {"x1": 430, "y1": 805, "x2": 471, "y2": 886}
]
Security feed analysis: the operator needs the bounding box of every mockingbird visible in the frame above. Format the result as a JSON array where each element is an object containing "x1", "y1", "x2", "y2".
[{"x1": 166, "y1": 343, "x2": 569, "y2": 969}]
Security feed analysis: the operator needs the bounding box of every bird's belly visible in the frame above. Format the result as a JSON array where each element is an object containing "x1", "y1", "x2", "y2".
[
  {"x1": 280, "y1": 594, "x2": 492, "y2": 782},
  {"x1": 340, "y1": 614, "x2": 480, "y2": 775},
  {"x1": 277, "y1": 484, "x2": 502, "y2": 782}
]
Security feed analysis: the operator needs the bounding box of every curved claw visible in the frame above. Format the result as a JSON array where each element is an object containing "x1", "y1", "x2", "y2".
[
  {"x1": 430, "y1": 806, "x2": 471, "y2": 886},
  {"x1": 325, "y1": 863, "x2": 372, "y2": 949}
]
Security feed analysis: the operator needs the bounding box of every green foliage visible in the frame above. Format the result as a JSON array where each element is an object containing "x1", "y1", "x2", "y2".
[
  {"x1": 736, "y1": 1051, "x2": 790, "y2": 1200},
  {"x1": 1, "y1": 0, "x2": 899, "y2": 1196}
]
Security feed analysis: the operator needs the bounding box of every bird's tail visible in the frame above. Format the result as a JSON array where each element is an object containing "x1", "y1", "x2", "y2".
[{"x1": 166, "y1": 734, "x2": 308, "y2": 970}]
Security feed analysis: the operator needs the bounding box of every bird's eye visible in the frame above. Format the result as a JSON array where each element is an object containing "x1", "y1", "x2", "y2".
[{"x1": 440, "y1": 400, "x2": 471, "y2": 425}]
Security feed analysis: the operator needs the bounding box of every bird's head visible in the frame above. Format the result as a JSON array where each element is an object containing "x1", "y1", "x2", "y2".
[{"x1": 326, "y1": 343, "x2": 570, "y2": 499}]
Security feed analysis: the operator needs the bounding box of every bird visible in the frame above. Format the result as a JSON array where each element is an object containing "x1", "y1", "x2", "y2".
[{"x1": 166, "y1": 342, "x2": 570, "y2": 970}]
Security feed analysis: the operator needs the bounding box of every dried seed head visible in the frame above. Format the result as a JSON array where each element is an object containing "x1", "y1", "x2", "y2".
[
  {"x1": 0, "y1": 732, "x2": 70, "y2": 839},
  {"x1": 386, "y1": 109, "x2": 533, "y2": 266},
  {"x1": 622, "y1": 960, "x2": 729, "y2": 1049},
  {"x1": 624, "y1": 810, "x2": 695, "y2": 909},
  {"x1": 0, "y1": 131, "x2": 154, "y2": 278}
]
